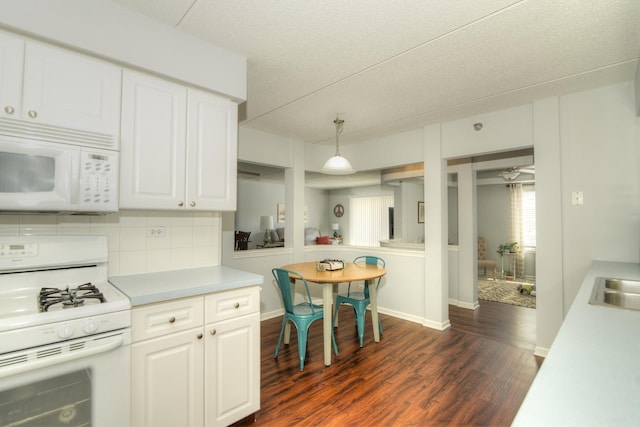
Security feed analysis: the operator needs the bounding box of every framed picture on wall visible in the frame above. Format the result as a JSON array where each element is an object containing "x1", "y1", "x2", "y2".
[
  {"x1": 276, "y1": 203, "x2": 307, "y2": 223},
  {"x1": 418, "y1": 201, "x2": 425, "y2": 223},
  {"x1": 277, "y1": 203, "x2": 285, "y2": 223}
]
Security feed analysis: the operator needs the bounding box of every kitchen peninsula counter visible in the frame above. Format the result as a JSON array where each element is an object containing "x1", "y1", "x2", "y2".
[
  {"x1": 109, "y1": 265, "x2": 263, "y2": 306},
  {"x1": 513, "y1": 260, "x2": 640, "y2": 426}
]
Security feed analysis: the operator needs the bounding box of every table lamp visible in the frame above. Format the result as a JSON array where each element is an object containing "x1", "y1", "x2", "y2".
[
  {"x1": 332, "y1": 223, "x2": 339, "y2": 238},
  {"x1": 260, "y1": 215, "x2": 275, "y2": 245}
]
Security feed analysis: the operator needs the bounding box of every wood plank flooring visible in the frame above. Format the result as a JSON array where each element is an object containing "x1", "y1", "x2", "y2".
[{"x1": 233, "y1": 301, "x2": 541, "y2": 427}]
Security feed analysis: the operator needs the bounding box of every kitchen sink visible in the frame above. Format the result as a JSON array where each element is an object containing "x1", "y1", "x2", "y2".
[
  {"x1": 590, "y1": 277, "x2": 640, "y2": 311},
  {"x1": 603, "y1": 278, "x2": 640, "y2": 293}
]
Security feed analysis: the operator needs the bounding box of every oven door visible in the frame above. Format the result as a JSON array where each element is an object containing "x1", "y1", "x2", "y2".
[{"x1": 0, "y1": 329, "x2": 131, "y2": 427}]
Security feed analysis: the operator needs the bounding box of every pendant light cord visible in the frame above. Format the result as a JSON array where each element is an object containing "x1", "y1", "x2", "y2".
[{"x1": 334, "y1": 117, "x2": 344, "y2": 156}]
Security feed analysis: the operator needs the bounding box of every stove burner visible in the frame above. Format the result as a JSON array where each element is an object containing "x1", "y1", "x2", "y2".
[{"x1": 39, "y1": 283, "x2": 106, "y2": 312}]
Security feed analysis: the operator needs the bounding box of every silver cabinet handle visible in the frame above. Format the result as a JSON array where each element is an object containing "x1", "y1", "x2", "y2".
[
  {"x1": 169, "y1": 316, "x2": 176, "y2": 323},
  {"x1": 190, "y1": 201, "x2": 196, "y2": 207},
  {"x1": 178, "y1": 201, "x2": 184, "y2": 207},
  {"x1": 209, "y1": 329, "x2": 217, "y2": 336},
  {"x1": 234, "y1": 302, "x2": 240, "y2": 309},
  {"x1": 27, "y1": 110, "x2": 37, "y2": 119},
  {"x1": 4, "y1": 106, "x2": 14, "y2": 115},
  {"x1": 197, "y1": 333, "x2": 203, "y2": 340}
]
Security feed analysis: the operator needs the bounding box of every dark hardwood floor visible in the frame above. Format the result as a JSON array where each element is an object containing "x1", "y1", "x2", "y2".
[{"x1": 234, "y1": 300, "x2": 541, "y2": 427}]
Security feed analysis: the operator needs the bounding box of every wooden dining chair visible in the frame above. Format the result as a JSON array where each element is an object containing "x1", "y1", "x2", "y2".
[
  {"x1": 333, "y1": 256, "x2": 385, "y2": 347},
  {"x1": 272, "y1": 268, "x2": 338, "y2": 370}
]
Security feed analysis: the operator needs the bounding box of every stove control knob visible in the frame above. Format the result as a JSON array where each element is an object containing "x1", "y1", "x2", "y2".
[
  {"x1": 57, "y1": 323, "x2": 74, "y2": 339},
  {"x1": 83, "y1": 319, "x2": 98, "y2": 334}
]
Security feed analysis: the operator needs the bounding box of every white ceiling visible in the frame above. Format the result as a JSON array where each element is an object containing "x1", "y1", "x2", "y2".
[{"x1": 113, "y1": 0, "x2": 640, "y2": 145}]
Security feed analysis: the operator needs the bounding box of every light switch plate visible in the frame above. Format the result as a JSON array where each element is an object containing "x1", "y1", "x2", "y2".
[{"x1": 571, "y1": 191, "x2": 584, "y2": 206}]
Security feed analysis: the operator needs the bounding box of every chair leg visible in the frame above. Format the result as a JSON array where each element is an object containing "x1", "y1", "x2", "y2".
[
  {"x1": 274, "y1": 317, "x2": 287, "y2": 358},
  {"x1": 355, "y1": 308, "x2": 365, "y2": 347},
  {"x1": 297, "y1": 324, "x2": 310, "y2": 371},
  {"x1": 493, "y1": 266, "x2": 497, "y2": 280}
]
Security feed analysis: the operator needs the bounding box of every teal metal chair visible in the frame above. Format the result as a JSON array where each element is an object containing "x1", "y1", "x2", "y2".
[
  {"x1": 333, "y1": 256, "x2": 385, "y2": 347},
  {"x1": 272, "y1": 268, "x2": 338, "y2": 370}
]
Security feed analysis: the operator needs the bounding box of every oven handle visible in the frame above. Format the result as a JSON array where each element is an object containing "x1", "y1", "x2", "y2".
[{"x1": 0, "y1": 334, "x2": 124, "y2": 379}]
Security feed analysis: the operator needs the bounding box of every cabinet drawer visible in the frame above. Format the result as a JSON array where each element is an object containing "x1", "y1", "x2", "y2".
[
  {"x1": 205, "y1": 286, "x2": 260, "y2": 323},
  {"x1": 132, "y1": 296, "x2": 204, "y2": 342}
]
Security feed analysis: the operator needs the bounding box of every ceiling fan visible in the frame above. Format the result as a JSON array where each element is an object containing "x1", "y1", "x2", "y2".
[{"x1": 499, "y1": 166, "x2": 535, "y2": 181}]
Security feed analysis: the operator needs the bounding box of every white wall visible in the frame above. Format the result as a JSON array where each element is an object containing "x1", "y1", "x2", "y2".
[
  {"x1": 306, "y1": 187, "x2": 330, "y2": 234},
  {"x1": 559, "y1": 82, "x2": 640, "y2": 311},
  {"x1": 0, "y1": 210, "x2": 221, "y2": 277},
  {"x1": 477, "y1": 185, "x2": 512, "y2": 265},
  {"x1": 401, "y1": 181, "x2": 425, "y2": 243}
]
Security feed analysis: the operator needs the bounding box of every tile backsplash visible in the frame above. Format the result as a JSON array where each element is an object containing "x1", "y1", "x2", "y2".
[{"x1": 0, "y1": 210, "x2": 221, "y2": 276}]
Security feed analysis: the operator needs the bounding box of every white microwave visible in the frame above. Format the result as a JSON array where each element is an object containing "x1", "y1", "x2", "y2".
[{"x1": 0, "y1": 135, "x2": 118, "y2": 213}]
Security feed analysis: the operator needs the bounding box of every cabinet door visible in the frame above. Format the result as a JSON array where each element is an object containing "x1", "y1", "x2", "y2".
[
  {"x1": 120, "y1": 70, "x2": 187, "y2": 209},
  {"x1": 132, "y1": 328, "x2": 205, "y2": 427},
  {"x1": 22, "y1": 41, "x2": 122, "y2": 138},
  {"x1": 0, "y1": 31, "x2": 24, "y2": 121},
  {"x1": 205, "y1": 313, "x2": 260, "y2": 427},
  {"x1": 186, "y1": 89, "x2": 237, "y2": 211}
]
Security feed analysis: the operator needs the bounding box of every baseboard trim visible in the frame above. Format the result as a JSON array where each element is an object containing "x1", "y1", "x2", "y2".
[
  {"x1": 534, "y1": 346, "x2": 550, "y2": 358},
  {"x1": 261, "y1": 308, "x2": 284, "y2": 321}
]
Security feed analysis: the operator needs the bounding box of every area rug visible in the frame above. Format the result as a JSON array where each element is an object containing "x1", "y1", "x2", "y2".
[{"x1": 478, "y1": 278, "x2": 536, "y2": 309}]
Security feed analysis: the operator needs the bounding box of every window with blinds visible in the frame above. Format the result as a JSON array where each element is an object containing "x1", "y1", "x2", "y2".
[
  {"x1": 522, "y1": 185, "x2": 536, "y2": 247},
  {"x1": 348, "y1": 194, "x2": 394, "y2": 247}
]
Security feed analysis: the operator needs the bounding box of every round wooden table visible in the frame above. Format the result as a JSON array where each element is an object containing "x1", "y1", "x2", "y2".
[{"x1": 280, "y1": 261, "x2": 386, "y2": 366}]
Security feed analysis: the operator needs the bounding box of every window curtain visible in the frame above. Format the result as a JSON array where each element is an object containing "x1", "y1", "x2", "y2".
[{"x1": 509, "y1": 183, "x2": 525, "y2": 278}]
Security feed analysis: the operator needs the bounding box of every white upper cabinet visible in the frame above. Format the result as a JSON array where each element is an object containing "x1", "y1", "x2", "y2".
[
  {"x1": 0, "y1": 31, "x2": 122, "y2": 141},
  {"x1": 0, "y1": 32, "x2": 23, "y2": 120},
  {"x1": 120, "y1": 70, "x2": 187, "y2": 209},
  {"x1": 120, "y1": 69, "x2": 237, "y2": 211},
  {"x1": 186, "y1": 89, "x2": 237, "y2": 211}
]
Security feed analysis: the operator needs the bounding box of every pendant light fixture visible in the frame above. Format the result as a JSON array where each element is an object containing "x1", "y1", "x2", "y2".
[{"x1": 321, "y1": 116, "x2": 355, "y2": 175}]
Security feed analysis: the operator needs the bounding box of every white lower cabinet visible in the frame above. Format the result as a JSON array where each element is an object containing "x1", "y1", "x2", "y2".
[
  {"x1": 131, "y1": 287, "x2": 260, "y2": 427},
  {"x1": 132, "y1": 327, "x2": 205, "y2": 427},
  {"x1": 205, "y1": 312, "x2": 260, "y2": 427}
]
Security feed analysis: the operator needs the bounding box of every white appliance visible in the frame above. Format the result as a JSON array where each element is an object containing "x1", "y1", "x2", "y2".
[
  {"x1": 0, "y1": 235, "x2": 131, "y2": 427},
  {"x1": 0, "y1": 134, "x2": 118, "y2": 213}
]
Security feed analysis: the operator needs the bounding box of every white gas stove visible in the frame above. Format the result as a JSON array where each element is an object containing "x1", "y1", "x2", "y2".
[{"x1": 0, "y1": 234, "x2": 132, "y2": 427}]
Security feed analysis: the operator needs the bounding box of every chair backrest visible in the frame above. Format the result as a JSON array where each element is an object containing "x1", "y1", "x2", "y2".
[
  {"x1": 235, "y1": 231, "x2": 251, "y2": 250},
  {"x1": 353, "y1": 256, "x2": 386, "y2": 290},
  {"x1": 272, "y1": 268, "x2": 317, "y2": 315},
  {"x1": 353, "y1": 255, "x2": 385, "y2": 268},
  {"x1": 478, "y1": 237, "x2": 488, "y2": 260}
]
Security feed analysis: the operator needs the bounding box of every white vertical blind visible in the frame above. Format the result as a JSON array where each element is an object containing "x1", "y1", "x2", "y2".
[{"x1": 348, "y1": 195, "x2": 394, "y2": 247}]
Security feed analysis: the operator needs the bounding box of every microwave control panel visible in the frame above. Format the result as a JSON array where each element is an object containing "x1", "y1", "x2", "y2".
[{"x1": 79, "y1": 150, "x2": 118, "y2": 209}]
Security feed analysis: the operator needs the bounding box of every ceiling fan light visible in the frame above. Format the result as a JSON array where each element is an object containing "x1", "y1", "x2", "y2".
[
  {"x1": 500, "y1": 170, "x2": 520, "y2": 181},
  {"x1": 322, "y1": 155, "x2": 355, "y2": 175}
]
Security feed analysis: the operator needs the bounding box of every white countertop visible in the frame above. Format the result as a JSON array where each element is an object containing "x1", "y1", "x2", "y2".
[
  {"x1": 513, "y1": 260, "x2": 640, "y2": 427},
  {"x1": 109, "y1": 266, "x2": 263, "y2": 306}
]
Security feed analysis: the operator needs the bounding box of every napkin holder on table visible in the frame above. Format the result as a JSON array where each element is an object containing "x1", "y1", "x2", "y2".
[{"x1": 318, "y1": 259, "x2": 345, "y2": 271}]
